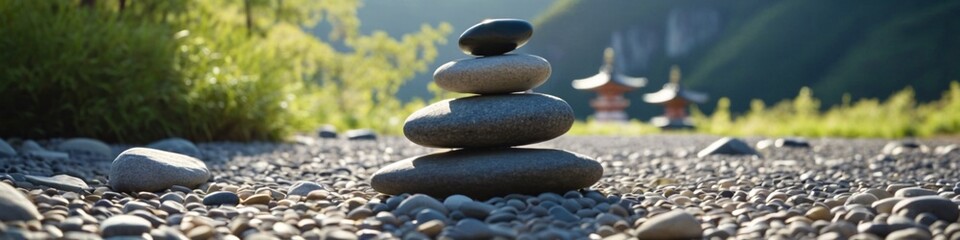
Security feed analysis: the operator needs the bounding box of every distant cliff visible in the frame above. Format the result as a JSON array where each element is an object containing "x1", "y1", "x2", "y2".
[{"x1": 527, "y1": 0, "x2": 960, "y2": 119}]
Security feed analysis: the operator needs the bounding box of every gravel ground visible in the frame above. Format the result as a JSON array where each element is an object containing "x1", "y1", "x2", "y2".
[{"x1": 1, "y1": 135, "x2": 960, "y2": 239}]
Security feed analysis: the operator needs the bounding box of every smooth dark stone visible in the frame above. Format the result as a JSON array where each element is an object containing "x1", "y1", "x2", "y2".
[
  {"x1": 345, "y1": 129, "x2": 377, "y2": 141},
  {"x1": 892, "y1": 196, "x2": 959, "y2": 222},
  {"x1": 403, "y1": 93, "x2": 574, "y2": 148},
  {"x1": 318, "y1": 125, "x2": 338, "y2": 139},
  {"x1": 371, "y1": 148, "x2": 602, "y2": 199},
  {"x1": 202, "y1": 191, "x2": 240, "y2": 206},
  {"x1": 458, "y1": 19, "x2": 533, "y2": 56}
]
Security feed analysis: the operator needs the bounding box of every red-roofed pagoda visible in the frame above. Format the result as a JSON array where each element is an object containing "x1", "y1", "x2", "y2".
[
  {"x1": 572, "y1": 48, "x2": 646, "y2": 122},
  {"x1": 643, "y1": 66, "x2": 708, "y2": 129}
]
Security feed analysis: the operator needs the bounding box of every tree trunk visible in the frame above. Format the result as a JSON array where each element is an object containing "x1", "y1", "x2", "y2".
[
  {"x1": 245, "y1": 0, "x2": 253, "y2": 37},
  {"x1": 118, "y1": 0, "x2": 126, "y2": 12}
]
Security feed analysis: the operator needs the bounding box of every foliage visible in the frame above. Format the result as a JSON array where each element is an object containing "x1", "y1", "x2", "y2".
[
  {"x1": 567, "y1": 119, "x2": 661, "y2": 136},
  {"x1": 528, "y1": 0, "x2": 960, "y2": 118},
  {"x1": 0, "y1": 0, "x2": 450, "y2": 143},
  {"x1": 691, "y1": 82, "x2": 960, "y2": 138}
]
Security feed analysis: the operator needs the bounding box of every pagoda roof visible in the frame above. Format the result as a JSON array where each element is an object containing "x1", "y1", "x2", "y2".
[
  {"x1": 572, "y1": 71, "x2": 646, "y2": 90},
  {"x1": 571, "y1": 47, "x2": 646, "y2": 91},
  {"x1": 643, "y1": 83, "x2": 708, "y2": 104}
]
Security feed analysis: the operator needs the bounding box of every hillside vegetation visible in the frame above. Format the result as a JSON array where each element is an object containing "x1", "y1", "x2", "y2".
[{"x1": 529, "y1": 0, "x2": 960, "y2": 119}]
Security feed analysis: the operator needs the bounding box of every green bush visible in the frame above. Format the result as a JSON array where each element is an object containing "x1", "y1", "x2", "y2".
[
  {"x1": 0, "y1": 0, "x2": 450, "y2": 143},
  {"x1": 691, "y1": 81, "x2": 960, "y2": 138}
]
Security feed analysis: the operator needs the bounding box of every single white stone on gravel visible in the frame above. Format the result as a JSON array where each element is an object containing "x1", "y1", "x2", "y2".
[
  {"x1": 100, "y1": 215, "x2": 151, "y2": 238},
  {"x1": 146, "y1": 138, "x2": 202, "y2": 158},
  {"x1": 0, "y1": 182, "x2": 41, "y2": 221},
  {"x1": 0, "y1": 138, "x2": 16, "y2": 157},
  {"x1": 56, "y1": 138, "x2": 113, "y2": 158},
  {"x1": 288, "y1": 181, "x2": 325, "y2": 196},
  {"x1": 434, "y1": 54, "x2": 551, "y2": 94},
  {"x1": 633, "y1": 210, "x2": 703, "y2": 240},
  {"x1": 698, "y1": 137, "x2": 759, "y2": 158},
  {"x1": 24, "y1": 174, "x2": 89, "y2": 193},
  {"x1": 109, "y1": 147, "x2": 210, "y2": 192}
]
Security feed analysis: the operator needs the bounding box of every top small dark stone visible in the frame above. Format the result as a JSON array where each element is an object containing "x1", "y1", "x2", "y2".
[{"x1": 458, "y1": 19, "x2": 533, "y2": 56}]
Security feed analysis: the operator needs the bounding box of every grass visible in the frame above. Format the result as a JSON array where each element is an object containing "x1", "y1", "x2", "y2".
[{"x1": 569, "y1": 82, "x2": 960, "y2": 138}]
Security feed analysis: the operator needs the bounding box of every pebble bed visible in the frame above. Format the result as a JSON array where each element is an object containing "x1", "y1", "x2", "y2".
[{"x1": 1, "y1": 135, "x2": 960, "y2": 239}]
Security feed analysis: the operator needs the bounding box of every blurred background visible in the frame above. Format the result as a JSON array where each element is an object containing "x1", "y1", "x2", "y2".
[{"x1": 1, "y1": 0, "x2": 959, "y2": 142}]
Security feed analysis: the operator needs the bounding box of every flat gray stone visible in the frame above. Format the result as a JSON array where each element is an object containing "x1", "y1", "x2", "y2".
[
  {"x1": 371, "y1": 148, "x2": 602, "y2": 199},
  {"x1": 345, "y1": 129, "x2": 377, "y2": 141},
  {"x1": 0, "y1": 182, "x2": 41, "y2": 221},
  {"x1": 396, "y1": 194, "x2": 447, "y2": 216},
  {"x1": 403, "y1": 93, "x2": 574, "y2": 148},
  {"x1": 24, "y1": 174, "x2": 89, "y2": 193},
  {"x1": 894, "y1": 187, "x2": 937, "y2": 198},
  {"x1": 697, "y1": 137, "x2": 759, "y2": 158},
  {"x1": 0, "y1": 138, "x2": 16, "y2": 157},
  {"x1": 202, "y1": 191, "x2": 239, "y2": 206},
  {"x1": 109, "y1": 148, "x2": 211, "y2": 192},
  {"x1": 892, "y1": 195, "x2": 959, "y2": 222},
  {"x1": 56, "y1": 138, "x2": 113, "y2": 159},
  {"x1": 633, "y1": 210, "x2": 703, "y2": 240},
  {"x1": 100, "y1": 215, "x2": 151, "y2": 238},
  {"x1": 146, "y1": 138, "x2": 201, "y2": 158},
  {"x1": 434, "y1": 54, "x2": 550, "y2": 94},
  {"x1": 21, "y1": 140, "x2": 69, "y2": 161},
  {"x1": 288, "y1": 181, "x2": 325, "y2": 196}
]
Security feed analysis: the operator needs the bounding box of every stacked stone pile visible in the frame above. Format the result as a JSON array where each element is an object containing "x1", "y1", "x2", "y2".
[{"x1": 370, "y1": 19, "x2": 603, "y2": 199}]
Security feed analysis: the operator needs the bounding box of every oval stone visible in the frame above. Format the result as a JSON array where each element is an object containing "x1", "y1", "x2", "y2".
[
  {"x1": 458, "y1": 19, "x2": 533, "y2": 56},
  {"x1": 434, "y1": 54, "x2": 551, "y2": 94},
  {"x1": 370, "y1": 148, "x2": 602, "y2": 199},
  {"x1": 403, "y1": 93, "x2": 574, "y2": 148},
  {"x1": 109, "y1": 148, "x2": 211, "y2": 192}
]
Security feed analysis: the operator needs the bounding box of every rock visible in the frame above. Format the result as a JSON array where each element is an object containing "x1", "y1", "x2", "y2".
[
  {"x1": 458, "y1": 18, "x2": 533, "y2": 56},
  {"x1": 21, "y1": 140, "x2": 69, "y2": 161},
  {"x1": 242, "y1": 194, "x2": 272, "y2": 205},
  {"x1": 100, "y1": 215, "x2": 152, "y2": 238},
  {"x1": 846, "y1": 192, "x2": 879, "y2": 205},
  {"x1": 892, "y1": 196, "x2": 959, "y2": 222},
  {"x1": 345, "y1": 129, "x2": 377, "y2": 141},
  {"x1": 459, "y1": 201, "x2": 496, "y2": 219},
  {"x1": 108, "y1": 147, "x2": 211, "y2": 192},
  {"x1": 371, "y1": 148, "x2": 602, "y2": 199},
  {"x1": 203, "y1": 191, "x2": 240, "y2": 206},
  {"x1": 0, "y1": 138, "x2": 16, "y2": 157},
  {"x1": 935, "y1": 144, "x2": 958, "y2": 155},
  {"x1": 894, "y1": 187, "x2": 937, "y2": 198},
  {"x1": 24, "y1": 174, "x2": 89, "y2": 192},
  {"x1": 434, "y1": 54, "x2": 551, "y2": 94},
  {"x1": 288, "y1": 181, "x2": 325, "y2": 196},
  {"x1": 872, "y1": 197, "x2": 903, "y2": 214},
  {"x1": 0, "y1": 182, "x2": 41, "y2": 221},
  {"x1": 56, "y1": 138, "x2": 113, "y2": 158},
  {"x1": 446, "y1": 218, "x2": 516, "y2": 239},
  {"x1": 146, "y1": 138, "x2": 201, "y2": 158},
  {"x1": 697, "y1": 137, "x2": 759, "y2": 157},
  {"x1": 417, "y1": 219, "x2": 444, "y2": 237},
  {"x1": 318, "y1": 125, "x2": 338, "y2": 139},
  {"x1": 885, "y1": 228, "x2": 932, "y2": 240},
  {"x1": 882, "y1": 141, "x2": 928, "y2": 155},
  {"x1": 633, "y1": 210, "x2": 703, "y2": 240},
  {"x1": 443, "y1": 195, "x2": 473, "y2": 211},
  {"x1": 758, "y1": 138, "x2": 811, "y2": 149},
  {"x1": 403, "y1": 93, "x2": 574, "y2": 148},
  {"x1": 395, "y1": 194, "x2": 447, "y2": 216}
]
